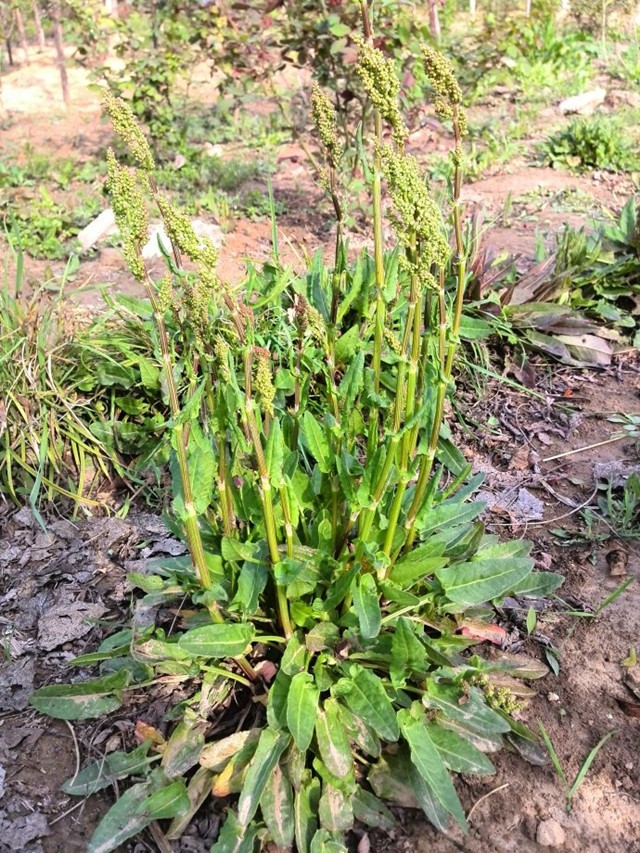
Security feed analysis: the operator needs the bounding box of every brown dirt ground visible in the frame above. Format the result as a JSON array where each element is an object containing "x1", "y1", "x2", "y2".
[{"x1": 1, "y1": 47, "x2": 639, "y2": 853}]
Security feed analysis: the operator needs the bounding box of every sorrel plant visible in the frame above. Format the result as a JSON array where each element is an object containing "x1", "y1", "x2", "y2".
[{"x1": 30, "y1": 8, "x2": 562, "y2": 851}]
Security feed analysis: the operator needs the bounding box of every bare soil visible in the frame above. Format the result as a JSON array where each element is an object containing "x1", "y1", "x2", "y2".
[{"x1": 1, "y1": 48, "x2": 639, "y2": 853}]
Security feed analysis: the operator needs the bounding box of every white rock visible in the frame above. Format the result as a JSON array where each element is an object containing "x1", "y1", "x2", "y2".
[
  {"x1": 536, "y1": 819, "x2": 566, "y2": 848},
  {"x1": 558, "y1": 88, "x2": 606, "y2": 115},
  {"x1": 76, "y1": 207, "x2": 117, "y2": 251},
  {"x1": 141, "y1": 219, "x2": 224, "y2": 260}
]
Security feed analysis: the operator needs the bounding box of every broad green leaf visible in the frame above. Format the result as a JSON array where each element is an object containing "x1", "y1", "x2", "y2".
[
  {"x1": 281, "y1": 632, "x2": 308, "y2": 675},
  {"x1": 200, "y1": 729, "x2": 261, "y2": 771},
  {"x1": 315, "y1": 699, "x2": 353, "y2": 779},
  {"x1": 221, "y1": 537, "x2": 261, "y2": 563},
  {"x1": 294, "y1": 774, "x2": 321, "y2": 853},
  {"x1": 434, "y1": 715, "x2": 504, "y2": 754},
  {"x1": 138, "y1": 355, "x2": 160, "y2": 390},
  {"x1": 178, "y1": 623, "x2": 254, "y2": 658},
  {"x1": 301, "y1": 412, "x2": 331, "y2": 473},
  {"x1": 351, "y1": 788, "x2": 395, "y2": 830},
  {"x1": 318, "y1": 783, "x2": 354, "y2": 832},
  {"x1": 166, "y1": 766, "x2": 214, "y2": 840},
  {"x1": 87, "y1": 770, "x2": 167, "y2": 853},
  {"x1": 230, "y1": 561, "x2": 268, "y2": 615},
  {"x1": 398, "y1": 708, "x2": 467, "y2": 830},
  {"x1": 137, "y1": 779, "x2": 190, "y2": 819},
  {"x1": 260, "y1": 761, "x2": 295, "y2": 847},
  {"x1": 62, "y1": 742, "x2": 158, "y2": 796},
  {"x1": 334, "y1": 666, "x2": 399, "y2": 742},
  {"x1": 310, "y1": 829, "x2": 348, "y2": 853},
  {"x1": 30, "y1": 672, "x2": 128, "y2": 720},
  {"x1": 336, "y1": 703, "x2": 380, "y2": 757},
  {"x1": 390, "y1": 617, "x2": 427, "y2": 687},
  {"x1": 337, "y1": 350, "x2": 364, "y2": 411},
  {"x1": 425, "y1": 723, "x2": 495, "y2": 775},
  {"x1": 510, "y1": 570, "x2": 564, "y2": 598},
  {"x1": 368, "y1": 751, "x2": 449, "y2": 831},
  {"x1": 436, "y1": 550, "x2": 533, "y2": 606},
  {"x1": 211, "y1": 810, "x2": 258, "y2": 853},
  {"x1": 424, "y1": 683, "x2": 510, "y2": 735},
  {"x1": 389, "y1": 555, "x2": 448, "y2": 586},
  {"x1": 418, "y1": 499, "x2": 485, "y2": 534},
  {"x1": 287, "y1": 672, "x2": 319, "y2": 752},
  {"x1": 161, "y1": 718, "x2": 207, "y2": 778},
  {"x1": 352, "y1": 573, "x2": 381, "y2": 639},
  {"x1": 237, "y1": 729, "x2": 291, "y2": 826},
  {"x1": 267, "y1": 669, "x2": 291, "y2": 730},
  {"x1": 133, "y1": 637, "x2": 192, "y2": 663}
]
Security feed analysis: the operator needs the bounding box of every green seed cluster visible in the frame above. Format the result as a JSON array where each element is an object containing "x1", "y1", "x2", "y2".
[
  {"x1": 106, "y1": 150, "x2": 149, "y2": 281},
  {"x1": 311, "y1": 84, "x2": 342, "y2": 167},
  {"x1": 254, "y1": 348, "x2": 275, "y2": 417},
  {"x1": 421, "y1": 46, "x2": 468, "y2": 135},
  {"x1": 484, "y1": 685, "x2": 524, "y2": 715},
  {"x1": 155, "y1": 195, "x2": 221, "y2": 339},
  {"x1": 384, "y1": 328, "x2": 403, "y2": 356},
  {"x1": 378, "y1": 143, "x2": 450, "y2": 286},
  {"x1": 157, "y1": 273, "x2": 174, "y2": 312},
  {"x1": 214, "y1": 336, "x2": 232, "y2": 383},
  {"x1": 355, "y1": 37, "x2": 408, "y2": 146},
  {"x1": 102, "y1": 89, "x2": 155, "y2": 171}
]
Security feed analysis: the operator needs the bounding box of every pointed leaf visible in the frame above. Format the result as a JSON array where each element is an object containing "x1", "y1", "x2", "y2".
[
  {"x1": 425, "y1": 723, "x2": 495, "y2": 775},
  {"x1": 87, "y1": 771, "x2": 166, "y2": 853},
  {"x1": 62, "y1": 742, "x2": 157, "y2": 796},
  {"x1": 390, "y1": 617, "x2": 427, "y2": 687},
  {"x1": 30, "y1": 672, "x2": 128, "y2": 720},
  {"x1": 294, "y1": 774, "x2": 321, "y2": 853},
  {"x1": 352, "y1": 573, "x2": 381, "y2": 639},
  {"x1": 137, "y1": 779, "x2": 190, "y2": 819},
  {"x1": 424, "y1": 683, "x2": 510, "y2": 735},
  {"x1": 211, "y1": 810, "x2": 258, "y2": 853},
  {"x1": 178, "y1": 623, "x2": 254, "y2": 658},
  {"x1": 287, "y1": 672, "x2": 319, "y2": 752},
  {"x1": 260, "y1": 761, "x2": 295, "y2": 847},
  {"x1": 200, "y1": 729, "x2": 260, "y2": 771},
  {"x1": 318, "y1": 783, "x2": 354, "y2": 832},
  {"x1": 334, "y1": 666, "x2": 399, "y2": 742},
  {"x1": 237, "y1": 729, "x2": 291, "y2": 826},
  {"x1": 315, "y1": 699, "x2": 353, "y2": 779},
  {"x1": 398, "y1": 708, "x2": 467, "y2": 831},
  {"x1": 351, "y1": 788, "x2": 395, "y2": 830},
  {"x1": 301, "y1": 412, "x2": 332, "y2": 473},
  {"x1": 166, "y1": 766, "x2": 214, "y2": 840}
]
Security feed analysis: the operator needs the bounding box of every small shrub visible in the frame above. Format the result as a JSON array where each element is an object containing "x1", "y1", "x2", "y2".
[{"x1": 542, "y1": 115, "x2": 639, "y2": 172}]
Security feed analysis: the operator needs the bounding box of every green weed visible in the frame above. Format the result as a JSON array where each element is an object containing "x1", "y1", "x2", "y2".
[{"x1": 542, "y1": 114, "x2": 640, "y2": 172}]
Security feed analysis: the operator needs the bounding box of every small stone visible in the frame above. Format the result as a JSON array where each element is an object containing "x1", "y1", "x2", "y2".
[
  {"x1": 625, "y1": 762, "x2": 634, "y2": 771},
  {"x1": 548, "y1": 692, "x2": 560, "y2": 702},
  {"x1": 536, "y1": 819, "x2": 566, "y2": 848}
]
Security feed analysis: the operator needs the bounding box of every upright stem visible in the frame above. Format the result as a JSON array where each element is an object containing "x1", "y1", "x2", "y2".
[
  {"x1": 243, "y1": 350, "x2": 293, "y2": 639},
  {"x1": 403, "y1": 108, "x2": 466, "y2": 552},
  {"x1": 50, "y1": 1, "x2": 69, "y2": 105}
]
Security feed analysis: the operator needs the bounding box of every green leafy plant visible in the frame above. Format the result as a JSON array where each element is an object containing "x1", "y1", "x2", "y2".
[
  {"x1": 538, "y1": 723, "x2": 616, "y2": 812},
  {"x1": 30, "y1": 12, "x2": 562, "y2": 852},
  {"x1": 542, "y1": 114, "x2": 639, "y2": 173}
]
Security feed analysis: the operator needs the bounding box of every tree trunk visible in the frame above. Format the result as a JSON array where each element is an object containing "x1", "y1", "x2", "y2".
[
  {"x1": 428, "y1": 0, "x2": 441, "y2": 41},
  {"x1": 14, "y1": 7, "x2": 30, "y2": 63},
  {"x1": 51, "y1": 1, "x2": 69, "y2": 105},
  {"x1": 32, "y1": 0, "x2": 46, "y2": 50},
  {"x1": 469, "y1": 0, "x2": 477, "y2": 15}
]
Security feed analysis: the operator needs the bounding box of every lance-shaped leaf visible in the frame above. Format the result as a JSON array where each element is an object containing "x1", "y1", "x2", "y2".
[
  {"x1": 178, "y1": 623, "x2": 255, "y2": 658},
  {"x1": 336, "y1": 703, "x2": 380, "y2": 757},
  {"x1": 294, "y1": 774, "x2": 321, "y2": 853},
  {"x1": 352, "y1": 788, "x2": 395, "y2": 830},
  {"x1": 424, "y1": 683, "x2": 511, "y2": 735},
  {"x1": 166, "y1": 766, "x2": 214, "y2": 840},
  {"x1": 425, "y1": 722, "x2": 495, "y2": 775},
  {"x1": 352, "y1": 573, "x2": 381, "y2": 639},
  {"x1": 62, "y1": 742, "x2": 158, "y2": 796},
  {"x1": 318, "y1": 783, "x2": 354, "y2": 833},
  {"x1": 260, "y1": 761, "x2": 295, "y2": 847},
  {"x1": 86, "y1": 769, "x2": 168, "y2": 853},
  {"x1": 436, "y1": 541, "x2": 533, "y2": 606},
  {"x1": 368, "y1": 751, "x2": 449, "y2": 832},
  {"x1": 287, "y1": 672, "x2": 320, "y2": 752},
  {"x1": 333, "y1": 666, "x2": 399, "y2": 742},
  {"x1": 390, "y1": 617, "x2": 427, "y2": 687},
  {"x1": 137, "y1": 778, "x2": 190, "y2": 820},
  {"x1": 301, "y1": 411, "x2": 332, "y2": 473},
  {"x1": 30, "y1": 671, "x2": 129, "y2": 720},
  {"x1": 237, "y1": 729, "x2": 291, "y2": 826},
  {"x1": 162, "y1": 718, "x2": 207, "y2": 778},
  {"x1": 309, "y1": 829, "x2": 349, "y2": 852},
  {"x1": 315, "y1": 698, "x2": 353, "y2": 779},
  {"x1": 200, "y1": 729, "x2": 261, "y2": 772},
  {"x1": 211, "y1": 810, "x2": 258, "y2": 853},
  {"x1": 398, "y1": 708, "x2": 468, "y2": 831}
]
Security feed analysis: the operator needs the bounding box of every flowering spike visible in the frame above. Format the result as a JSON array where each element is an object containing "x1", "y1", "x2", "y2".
[
  {"x1": 421, "y1": 46, "x2": 468, "y2": 135},
  {"x1": 311, "y1": 84, "x2": 343, "y2": 167},
  {"x1": 102, "y1": 89, "x2": 155, "y2": 171},
  {"x1": 378, "y1": 143, "x2": 450, "y2": 284},
  {"x1": 355, "y1": 36, "x2": 408, "y2": 146},
  {"x1": 254, "y1": 347, "x2": 275, "y2": 417},
  {"x1": 106, "y1": 149, "x2": 149, "y2": 281}
]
